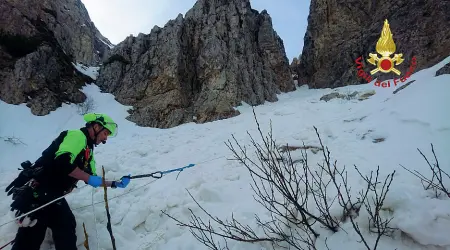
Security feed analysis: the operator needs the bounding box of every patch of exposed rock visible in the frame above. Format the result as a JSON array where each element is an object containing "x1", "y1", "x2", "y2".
[
  {"x1": 1, "y1": 0, "x2": 111, "y2": 65},
  {"x1": 393, "y1": 80, "x2": 415, "y2": 94},
  {"x1": 0, "y1": 0, "x2": 112, "y2": 115},
  {"x1": 436, "y1": 62, "x2": 450, "y2": 77},
  {"x1": 296, "y1": 0, "x2": 450, "y2": 88},
  {"x1": 319, "y1": 90, "x2": 375, "y2": 102},
  {"x1": 96, "y1": 0, "x2": 295, "y2": 128}
]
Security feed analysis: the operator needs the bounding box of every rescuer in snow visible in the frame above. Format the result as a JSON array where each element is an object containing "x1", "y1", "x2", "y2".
[{"x1": 5, "y1": 112, "x2": 131, "y2": 250}]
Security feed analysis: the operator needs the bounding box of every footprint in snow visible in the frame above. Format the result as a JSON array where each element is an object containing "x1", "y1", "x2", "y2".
[
  {"x1": 224, "y1": 174, "x2": 240, "y2": 181},
  {"x1": 160, "y1": 149, "x2": 171, "y2": 154},
  {"x1": 274, "y1": 111, "x2": 295, "y2": 116},
  {"x1": 134, "y1": 150, "x2": 148, "y2": 157},
  {"x1": 197, "y1": 188, "x2": 222, "y2": 203},
  {"x1": 437, "y1": 127, "x2": 450, "y2": 132},
  {"x1": 400, "y1": 118, "x2": 430, "y2": 128}
]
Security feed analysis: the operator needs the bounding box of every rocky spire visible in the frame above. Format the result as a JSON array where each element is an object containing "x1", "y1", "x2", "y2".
[{"x1": 96, "y1": 0, "x2": 295, "y2": 128}]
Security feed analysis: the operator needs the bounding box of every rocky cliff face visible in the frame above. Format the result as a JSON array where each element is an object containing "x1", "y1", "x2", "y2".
[
  {"x1": 0, "y1": 0, "x2": 111, "y2": 115},
  {"x1": 296, "y1": 0, "x2": 450, "y2": 88},
  {"x1": 96, "y1": 0, "x2": 295, "y2": 128}
]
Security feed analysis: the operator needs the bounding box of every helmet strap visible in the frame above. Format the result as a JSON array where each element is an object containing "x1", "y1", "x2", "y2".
[{"x1": 90, "y1": 123, "x2": 107, "y2": 146}]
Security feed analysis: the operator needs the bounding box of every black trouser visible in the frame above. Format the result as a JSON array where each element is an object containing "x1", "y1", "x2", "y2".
[{"x1": 11, "y1": 198, "x2": 77, "y2": 250}]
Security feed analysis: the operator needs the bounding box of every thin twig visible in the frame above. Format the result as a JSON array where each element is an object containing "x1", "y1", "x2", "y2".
[
  {"x1": 399, "y1": 144, "x2": 449, "y2": 198},
  {"x1": 163, "y1": 108, "x2": 399, "y2": 250},
  {"x1": 83, "y1": 222, "x2": 90, "y2": 250}
]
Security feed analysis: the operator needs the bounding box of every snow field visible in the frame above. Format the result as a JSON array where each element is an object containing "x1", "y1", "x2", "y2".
[{"x1": 0, "y1": 55, "x2": 449, "y2": 249}]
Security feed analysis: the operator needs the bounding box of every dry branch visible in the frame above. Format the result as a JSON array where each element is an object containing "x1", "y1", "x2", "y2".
[
  {"x1": 399, "y1": 144, "x2": 449, "y2": 198},
  {"x1": 164, "y1": 108, "x2": 399, "y2": 250},
  {"x1": 102, "y1": 166, "x2": 117, "y2": 250},
  {"x1": 1, "y1": 136, "x2": 26, "y2": 145},
  {"x1": 162, "y1": 189, "x2": 280, "y2": 250},
  {"x1": 83, "y1": 222, "x2": 90, "y2": 250},
  {"x1": 278, "y1": 145, "x2": 322, "y2": 154},
  {"x1": 313, "y1": 126, "x2": 396, "y2": 250}
]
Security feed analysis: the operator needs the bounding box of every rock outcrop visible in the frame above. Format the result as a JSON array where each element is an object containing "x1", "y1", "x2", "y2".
[
  {"x1": 0, "y1": 0, "x2": 111, "y2": 115},
  {"x1": 296, "y1": 0, "x2": 450, "y2": 88},
  {"x1": 436, "y1": 62, "x2": 450, "y2": 77},
  {"x1": 96, "y1": 0, "x2": 295, "y2": 128}
]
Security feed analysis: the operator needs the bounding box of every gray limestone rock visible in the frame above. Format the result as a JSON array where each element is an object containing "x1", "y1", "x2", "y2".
[
  {"x1": 296, "y1": 0, "x2": 450, "y2": 88},
  {"x1": 0, "y1": 0, "x2": 111, "y2": 115},
  {"x1": 96, "y1": 0, "x2": 295, "y2": 128}
]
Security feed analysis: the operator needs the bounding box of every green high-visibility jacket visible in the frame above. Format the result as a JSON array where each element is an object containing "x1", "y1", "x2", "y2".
[{"x1": 33, "y1": 127, "x2": 97, "y2": 195}]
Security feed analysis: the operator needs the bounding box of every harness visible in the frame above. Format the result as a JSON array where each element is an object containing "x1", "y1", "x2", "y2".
[
  {"x1": 81, "y1": 146, "x2": 93, "y2": 174},
  {"x1": 84, "y1": 147, "x2": 90, "y2": 166}
]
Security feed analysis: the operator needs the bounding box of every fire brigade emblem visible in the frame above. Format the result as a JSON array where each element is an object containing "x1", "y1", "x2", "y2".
[{"x1": 367, "y1": 19, "x2": 404, "y2": 75}]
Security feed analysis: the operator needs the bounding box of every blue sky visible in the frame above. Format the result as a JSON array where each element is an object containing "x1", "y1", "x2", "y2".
[{"x1": 81, "y1": 0, "x2": 310, "y2": 62}]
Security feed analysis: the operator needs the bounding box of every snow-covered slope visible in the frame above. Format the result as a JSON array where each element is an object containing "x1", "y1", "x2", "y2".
[{"x1": 0, "y1": 56, "x2": 449, "y2": 250}]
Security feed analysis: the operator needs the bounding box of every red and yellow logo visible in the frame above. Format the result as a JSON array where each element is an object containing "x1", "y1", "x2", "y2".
[
  {"x1": 367, "y1": 19, "x2": 404, "y2": 75},
  {"x1": 355, "y1": 19, "x2": 417, "y2": 88}
]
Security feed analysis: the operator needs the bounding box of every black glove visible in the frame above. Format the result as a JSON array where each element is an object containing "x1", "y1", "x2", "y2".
[
  {"x1": 6, "y1": 161, "x2": 50, "y2": 227},
  {"x1": 5, "y1": 160, "x2": 40, "y2": 196},
  {"x1": 9, "y1": 185, "x2": 41, "y2": 227},
  {"x1": 5, "y1": 172, "x2": 31, "y2": 197}
]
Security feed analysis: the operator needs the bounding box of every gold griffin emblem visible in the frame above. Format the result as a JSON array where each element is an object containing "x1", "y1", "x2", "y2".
[{"x1": 367, "y1": 19, "x2": 404, "y2": 75}]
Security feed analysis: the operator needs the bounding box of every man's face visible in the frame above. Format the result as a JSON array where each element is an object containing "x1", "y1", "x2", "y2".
[{"x1": 93, "y1": 124, "x2": 111, "y2": 145}]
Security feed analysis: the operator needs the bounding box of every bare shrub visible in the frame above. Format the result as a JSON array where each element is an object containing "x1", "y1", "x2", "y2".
[
  {"x1": 77, "y1": 96, "x2": 96, "y2": 115},
  {"x1": 164, "y1": 109, "x2": 398, "y2": 250},
  {"x1": 400, "y1": 144, "x2": 449, "y2": 198},
  {"x1": 1, "y1": 136, "x2": 26, "y2": 145},
  {"x1": 313, "y1": 126, "x2": 397, "y2": 249},
  {"x1": 162, "y1": 190, "x2": 280, "y2": 250}
]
